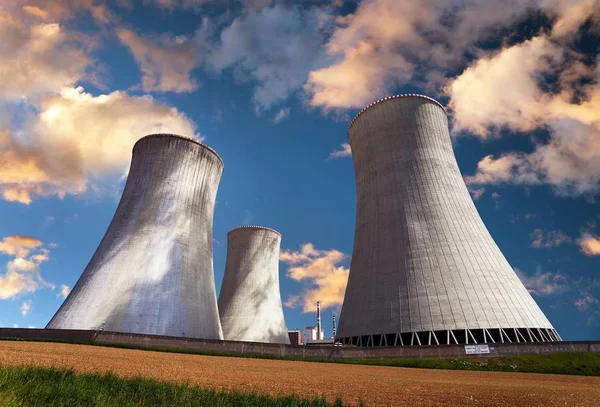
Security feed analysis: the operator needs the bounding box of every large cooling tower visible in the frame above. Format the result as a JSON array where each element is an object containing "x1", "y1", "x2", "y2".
[
  {"x1": 218, "y1": 226, "x2": 290, "y2": 344},
  {"x1": 337, "y1": 95, "x2": 560, "y2": 347},
  {"x1": 47, "y1": 134, "x2": 224, "y2": 340}
]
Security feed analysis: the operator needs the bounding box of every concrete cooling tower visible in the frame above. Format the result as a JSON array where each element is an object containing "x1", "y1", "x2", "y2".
[
  {"x1": 337, "y1": 95, "x2": 560, "y2": 347},
  {"x1": 218, "y1": 226, "x2": 290, "y2": 344},
  {"x1": 47, "y1": 134, "x2": 224, "y2": 340}
]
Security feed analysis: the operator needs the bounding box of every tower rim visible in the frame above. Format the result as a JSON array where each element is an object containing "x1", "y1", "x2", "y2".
[
  {"x1": 227, "y1": 225, "x2": 282, "y2": 237},
  {"x1": 348, "y1": 94, "x2": 447, "y2": 138},
  {"x1": 134, "y1": 133, "x2": 224, "y2": 167}
]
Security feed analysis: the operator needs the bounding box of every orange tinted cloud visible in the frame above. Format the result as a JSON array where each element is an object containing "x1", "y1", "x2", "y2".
[
  {"x1": 0, "y1": 235, "x2": 53, "y2": 299},
  {"x1": 281, "y1": 243, "x2": 349, "y2": 313},
  {"x1": 0, "y1": 86, "x2": 198, "y2": 204},
  {"x1": 0, "y1": 235, "x2": 42, "y2": 258},
  {"x1": 580, "y1": 233, "x2": 600, "y2": 256}
]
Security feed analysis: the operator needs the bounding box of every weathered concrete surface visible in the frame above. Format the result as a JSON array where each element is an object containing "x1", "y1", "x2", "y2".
[
  {"x1": 338, "y1": 95, "x2": 556, "y2": 344},
  {"x1": 218, "y1": 226, "x2": 290, "y2": 344},
  {"x1": 46, "y1": 134, "x2": 224, "y2": 340},
  {"x1": 0, "y1": 329, "x2": 597, "y2": 360}
]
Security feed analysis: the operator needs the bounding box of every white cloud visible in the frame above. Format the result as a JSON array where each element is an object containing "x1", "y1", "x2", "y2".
[
  {"x1": 515, "y1": 266, "x2": 569, "y2": 296},
  {"x1": 272, "y1": 108, "x2": 290, "y2": 123},
  {"x1": 59, "y1": 284, "x2": 71, "y2": 299},
  {"x1": 0, "y1": 86, "x2": 198, "y2": 204},
  {"x1": 118, "y1": 22, "x2": 211, "y2": 93},
  {"x1": 329, "y1": 143, "x2": 351, "y2": 159},
  {"x1": 449, "y1": 32, "x2": 600, "y2": 196},
  {"x1": 447, "y1": 36, "x2": 562, "y2": 137},
  {"x1": 209, "y1": 4, "x2": 333, "y2": 112},
  {"x1": 20, "y1": 300, "x2": 32, "y2": 316},
  {"x1": 281, "y1": 243, "x2": 349, "y2": 313}
]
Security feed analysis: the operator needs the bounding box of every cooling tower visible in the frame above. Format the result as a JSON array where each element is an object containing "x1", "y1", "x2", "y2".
[
  {"x1": 47, "y1": 134, "x2": 224, "y2": 340},
  {"x1": 218, "y1": 226, "x2": 290, "y2": 344},
  {"x1": 337, "y1": 95, "x2": 560, "y2": 347}
]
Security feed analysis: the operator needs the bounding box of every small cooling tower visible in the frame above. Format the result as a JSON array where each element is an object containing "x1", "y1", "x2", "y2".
[
  {"x1": 218, "y1": 226, "x2": 290, "y2": 344},
  {"x1": 47, "y1": 134, "x2": 224, "y2": 340}
]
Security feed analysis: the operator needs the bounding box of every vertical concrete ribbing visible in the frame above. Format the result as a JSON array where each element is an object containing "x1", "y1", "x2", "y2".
[
  {"x1": 337, "y1": 95, "x2": 556, "y2": 342},
  {"x1": 218, "y1": 226, "x2": 290, "y2": 344},
  {"x1": 47, "y1": 134, "x2": 224, "y2": 340}
]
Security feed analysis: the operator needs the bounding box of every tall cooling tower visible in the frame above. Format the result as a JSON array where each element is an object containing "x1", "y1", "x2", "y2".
[
  {"x1": 218, "y1": 226, "x2": 290, "y2": 344},
  {"x1": 337, "y1": 95, "x2": 560, "y2": 347},
  {"x1": 47, "y1": 134, "x2": 224, "y2": 340}
]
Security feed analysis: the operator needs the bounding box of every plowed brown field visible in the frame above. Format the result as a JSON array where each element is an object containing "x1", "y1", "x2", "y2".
[{"x1": 1, "y1": 341, "x2": 599, "y2": 406}]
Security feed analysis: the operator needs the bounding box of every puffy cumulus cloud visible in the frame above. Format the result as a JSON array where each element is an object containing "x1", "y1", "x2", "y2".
[
  {"x1": 304, "y1": 0, "x2": 551, "y2": 110},
  {"x1": 530, "y1": 228, "x2": 572, "y2": 248},
  {"x1": 0, "y1": 235, "x2": 42, "y2": 258},
  {"x1": 0, "y1": 12, "x2": 91, "y2": 100},
  {"x1": 579, "y1": 233, "x2": 600, "y2": 255},
  {"x1": 280, "y1": 243, "x2": 349, "y2": 313},
  {"x1": 456, "y1": 38, "x2": 600, "y2": 195},
  {"x1": 306, "y1": 41, "x2": 413, "y2": 110},
  {"x1": 329, "y1": 143, "x2": 351, "y2": 159},
  {"x1": 209, "y1": 4, "x2": 333, "y2": 112},
  {"x1": 447, "y1": 37, "x2": 562, "y2": 137},
  {"x1": 118, "y1": 22, "x2": 211, "y2": 93},
  {"x1": 515, "y1": 266, "x2": 569, "y2": 296},
  {"x1": 305, "y1": 0, "x2": 600, "y2": 111},
  {"x1": 58, "y1": 284, "x2": 71, "y2": 299},
  {"x1": 0, "y1": 86, "x2": 198, "y2": 204},
  {"x1": 0, "y1": 235, "x2": 54, "y2": 300},
  {"x1": 20, "y1": 299, "x2": 32, "y2": 316}
]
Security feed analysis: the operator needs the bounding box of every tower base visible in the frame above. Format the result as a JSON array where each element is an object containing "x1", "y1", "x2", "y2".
[{"x1": 338, "y1": 327, "x2": 561, "y2": 347}]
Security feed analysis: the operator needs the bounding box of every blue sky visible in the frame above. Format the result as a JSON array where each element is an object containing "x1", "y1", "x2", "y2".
[{"x1": 0, "y1": 0, "x2": 599, "y2": 341}]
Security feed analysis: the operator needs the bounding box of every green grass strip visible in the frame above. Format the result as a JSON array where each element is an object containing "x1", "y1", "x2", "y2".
[
  {"x1": 2, "y1": 336, "x2": 599, "y2": 376},
  {"x1": 0, "y1": 365, "x2": 345, "y2": 407}
]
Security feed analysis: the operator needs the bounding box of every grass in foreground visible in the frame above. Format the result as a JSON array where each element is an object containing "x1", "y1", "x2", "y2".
[
  {"x1": 0, "y1": 365, "x2": 344, "y2": 407},
  {"x1": 2, "y1": 336, "x2": 599, "y2": 376}
]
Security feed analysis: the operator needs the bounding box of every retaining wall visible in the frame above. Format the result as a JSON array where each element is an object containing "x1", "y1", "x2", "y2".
[{"x1": 0, "y1": 328, "x2": 598, "y2": 360}]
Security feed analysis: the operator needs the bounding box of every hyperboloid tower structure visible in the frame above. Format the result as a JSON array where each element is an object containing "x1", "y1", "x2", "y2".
[
  {"x1": 337, "y1": 95, "x2": 560, "y2": 347},
  {"x1": 47, "y1": 134, "x2": 224, "y2": 340},
  {"x1": 218, "y1": 226, "x2": 290, "y2": 344}
]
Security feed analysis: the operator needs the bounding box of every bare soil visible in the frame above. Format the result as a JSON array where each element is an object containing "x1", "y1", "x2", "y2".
[{"x1": 1, "y1": 341, "x2": 599, "y2": 406}]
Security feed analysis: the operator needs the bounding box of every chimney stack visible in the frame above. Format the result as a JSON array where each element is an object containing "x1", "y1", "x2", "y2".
[
  {"x1": 332, "y1": 314, "x2": 337, "y2": 340},
  {"x1": 317, "y1": 301, "x2": 322, "y2": 340}
]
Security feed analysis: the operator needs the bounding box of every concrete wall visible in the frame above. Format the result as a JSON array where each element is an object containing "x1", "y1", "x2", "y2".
[
  {"x1": 338, "y1": 95, "x2": 555, "y2": 343},
  {"x1": 46, "y1": 134, "x2": 224, "y2": 340},
  {"x1": 218, "y1": 226, "x2": 289, "y2": 344},
  {"x1": 0, "y1": 329, "x2": 597, "y2": 360}
]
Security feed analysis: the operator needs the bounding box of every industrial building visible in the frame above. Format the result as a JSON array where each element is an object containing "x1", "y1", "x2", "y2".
[
  {"x1": 47, "y1": 134, "x2": 224, "y2": 340},
  {"x1": 337, "y1": 95, "x2": 560, "y2": 346},
  {"x1": 218, "y1": 226, "x2": 290, "y2": 344},
  {"x1": 287, "y1": 330, "x2": 302, "y2": 346}
]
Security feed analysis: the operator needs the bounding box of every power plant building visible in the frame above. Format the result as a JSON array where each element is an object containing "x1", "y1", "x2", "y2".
[
  {"x1": 337, "y1": 95, "x2": 560, "y2": 346},
  {"x1": 218, "y1": 226, "x2": 290, "y2": 344},
  {"x1": 47, "y1": 134, "x2": 224, "y2": 340}
]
